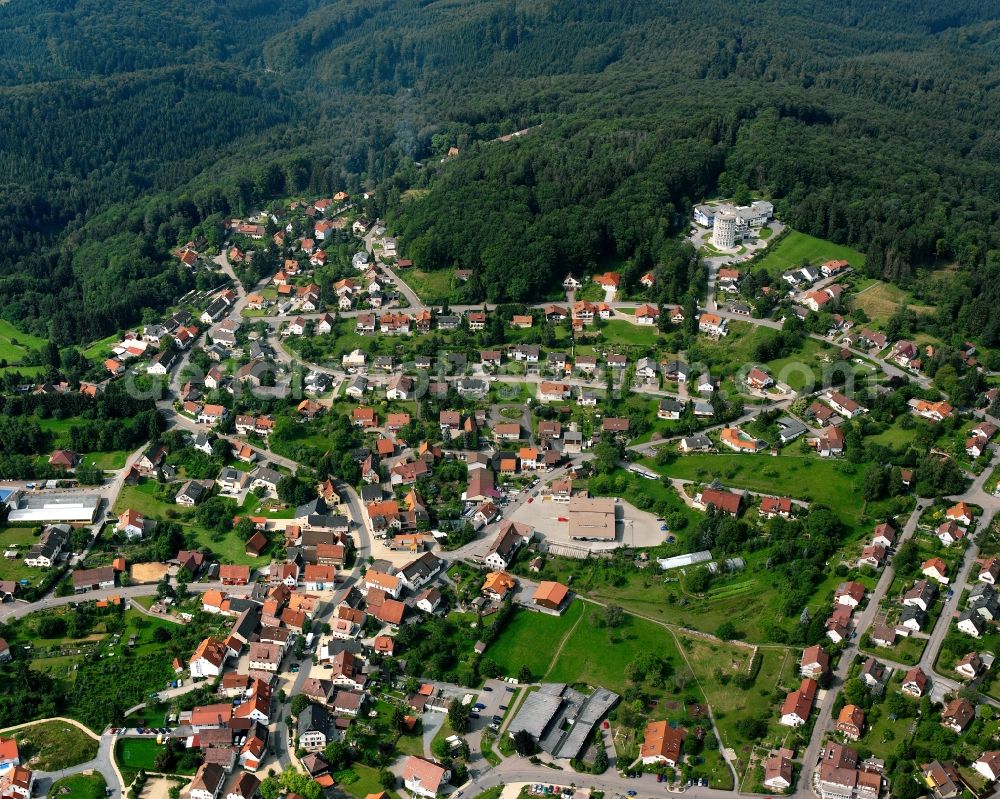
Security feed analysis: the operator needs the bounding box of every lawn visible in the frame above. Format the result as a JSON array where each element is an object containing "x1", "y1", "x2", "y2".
[
  {"x1": 13, "y1": 720, "x2": 99, "y2": 770},
  {"x1": 587, "y1": 560, "x2": 789, "y2": 644},
  {"x1": 867, "y1": 420, "x2": 920, "y2": 448},
  {"x1": 764, "y1": 338, "x2": 833, "y2": 392},
  {"x1": 861, "y1": 634, "x2": 926, "y2": 666},
  {"x1": 113, "y1": 482, "x2": 265, "y2": 566},
  {"x1": 86, "y1": 451, "x2": 129, "y2": 470},
  {"x1": 334, "y1": 764, "x2": 398, "y2": 799},
  {"x1": 543, "y1": 604, "x2": 686, "y2": 695},
  {"x1": 0, "y1": 554, "x2": 45, "y2": 586},
  {"x1": 600, "y1": 319, "x2": 658, "y2": 346},
  {"x1": 403, "y1": 268, "x2": 455, "y2": 304},
  {"x1": 81, "y1": 334, "x2": 119, "y2": 362},
  {"x1": 0, "y1": 319, "x2": 45, "y2": 363},
  {"x1": 47, "y1": 774, "x2": 106, "y2": 799},
  {"x1": 115, "y1": 738, "x2": 163, "y2": 772},
  {"x1": 641, "y1": 452, "x2": 865, "y2": 522},
  {"x1": 752, "y1": 230, "x2": 865, "y2": 278},
  {"x1": 485, "y1": 600, "x2": 585, "y2": 679}
]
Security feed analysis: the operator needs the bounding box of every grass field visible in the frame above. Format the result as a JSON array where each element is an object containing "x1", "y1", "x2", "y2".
[
  {"x1": 601, "y1": 319, "x2": 658, "y2": 346},
  {"x1": 641, "y1": 452, "x2": 864, "y2": 522},
  {"x1": 335, "y1": 764, "x2": 399, "y2": 799},
  {"x1": 113, "y1": 482, "x2": 265, "y2": 565},
  {"x1": 852, "y1": 281, "x2": 935, "y2": 326},
  {"x1": 403, "y1": 268, "x2": 455, "y2": 304},
  {"x1": 115, "y1": 738, "x2": 163, "y2": 772},
  {"x1": 47, "y1": 773, "x2": 106, "y2": 799},
  {"x1": 485, "y1": 600, "x2": 585, "y2": 679},
  {"x1": 13, "y1": 721, "x2": 98, "y2": 770},
  {"x1": 753, "y1": 230, "x2": 865, "y2": 278},
  {"x1": 0, "y1": 319, "x2": 45, "y2": 364},
  {"x1": 677, "y1": 634, "x2": 800, "y2": 773},
  {"x1": 0, "y1": 364, "x2": 46, "y2": 378}
]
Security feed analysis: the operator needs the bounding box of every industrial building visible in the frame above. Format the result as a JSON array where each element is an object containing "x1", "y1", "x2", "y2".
[{"x1": 5, "y1": 492, "x2": 101, "y2": 524}]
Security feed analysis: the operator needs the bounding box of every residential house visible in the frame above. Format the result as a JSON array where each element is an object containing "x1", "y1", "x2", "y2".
[
  {"x1": 403, "y1": 758, "x2": 450, "y2": 799},
  {"x1": 483, "y1": 521, "x2": 533, "y2": 571},
  {"x1": 800, "y1": 645, "x2": 830, "y2": 679},
  {"x1": 190, "y1": 638, "x2": 229, "y2": 679},
  {"x1": 901, "y1": 667, "x2": 928, "y2": 698},
  {"x1": 779, "y1": 678, "x2": 818, "y2": 726},
  {"x1": 941, "y1": 698, "x2": 975, "y2": 733},
  {"x1": 922, "y1": 558, "x2": 949, "y2": 584},
  {"x1": 190, "y1": 765, "x2": 226, "y2": 799},
  {"x1": 836, "y1": 705, "x2": 865, "y2": 740},
  {"x1": 639, "y1": 721, "x2": 686, "y2": 767},
  {"x1": 297, "y1": 704, "x2": 334, "y2": 751}
]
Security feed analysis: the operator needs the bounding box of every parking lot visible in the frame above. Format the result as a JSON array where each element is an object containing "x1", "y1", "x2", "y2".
[
  {"x1": 507, "y1": 496, "x2": 666, "y2": 550},
  {"x1": 470, "y1": 677, "x2": 517, "y2": 732}
]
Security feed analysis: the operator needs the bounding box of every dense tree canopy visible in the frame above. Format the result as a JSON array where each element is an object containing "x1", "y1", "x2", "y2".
[{"x1": 4, "y1": 0, "x2": 1000, "y2": 341}]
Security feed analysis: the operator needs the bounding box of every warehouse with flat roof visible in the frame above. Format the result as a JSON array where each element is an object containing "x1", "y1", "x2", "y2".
[
  {"x1": 7, "y1": 493, "x2": 101, "y2": 524},
  {"x1": 507, "y1": 683, "x2": 619, "y2": 760},
  {"x1": 567, "y1": 495, "x2": 618, "y2": 540}
]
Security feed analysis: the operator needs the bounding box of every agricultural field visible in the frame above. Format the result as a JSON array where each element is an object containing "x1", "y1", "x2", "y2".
[{"x1": 752, "y1": 230, "x2": 865, "y2": 278}]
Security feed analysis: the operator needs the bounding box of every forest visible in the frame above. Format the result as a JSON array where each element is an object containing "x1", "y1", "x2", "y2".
[{"x1": 4, "y1": 0, "x2": 1000, "y2": 342}]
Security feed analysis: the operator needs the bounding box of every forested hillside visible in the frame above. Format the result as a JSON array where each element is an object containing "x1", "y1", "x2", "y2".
[{"x1": 4, "y1": 0, "x2": 1000, "y2": 342}]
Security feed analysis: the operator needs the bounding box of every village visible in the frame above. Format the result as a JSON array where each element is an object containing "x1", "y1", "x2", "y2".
[{"x1": 1, "y1": 194, "x2": 1000, "y2": 799}]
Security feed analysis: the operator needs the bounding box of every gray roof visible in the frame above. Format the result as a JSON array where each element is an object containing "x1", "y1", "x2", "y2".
[
  {"x1": 402, "y1": 552, "x2": 443, "y2": 582},
  {"x1": 899, "y1": 606, "x2": 926, "y2": 626},
  {"x1": 777, "y1": 416, "x2": 807, "y2": 441},
  {"x1": 295, "y1": 498, "x2": 327, "y2": 518},
  {"x1": 297, "y1": 704, "x2": 332, "y2": 739},
  {"x1": 959, "y1": 608, "x2": 985, "y2": 631},
  {"x1": 360, "y1": 485, "x2": 383, "y2": 503},
  {"x1": 969, "y1": 583, "x2": 996, "y2": 605},
  {"x1": 507, "y1": 683, "x2": 619, "y2": 760},
  {"x1": 251, "y1": 466, "x2": 282, "y2": 486},
  {"x1": 177, "y1": 480, "x2": 206, "y2": 502},
  {"x1": 232, "y1": 605, "x2": 261, "y2": 641}
]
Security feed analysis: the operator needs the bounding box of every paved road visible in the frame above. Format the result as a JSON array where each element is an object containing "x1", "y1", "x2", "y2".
[
  {"x1": 0, "y1": 718, "x2": 123, "y2": 796},
  {"x1": 0, "y1": 581, "x2": 251, "y2": 622},
  {"x1": 798, "y1": 500, "x2": 926, "y2": 785}
]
